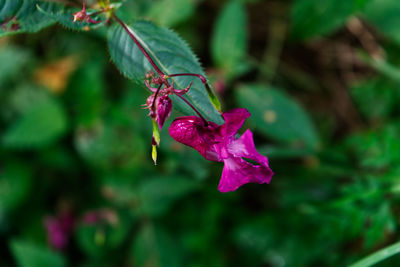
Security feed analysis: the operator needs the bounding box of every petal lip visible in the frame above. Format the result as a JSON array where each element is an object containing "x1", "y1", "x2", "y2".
[
  {"x1": 218, "y1": 156, "x2": 273, "y2": 193},
  {"x1": 227, "y1": 129, "x2": 270, "y2": 167}
]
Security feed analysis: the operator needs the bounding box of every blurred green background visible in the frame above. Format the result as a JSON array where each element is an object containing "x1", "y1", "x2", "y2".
[{"x1": 2, "y1": 0, "x2": 400, "y2": 266}]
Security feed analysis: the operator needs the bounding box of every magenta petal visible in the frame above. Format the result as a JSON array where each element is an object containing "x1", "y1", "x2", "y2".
[
  {"x1": 218, "y1": 156, "x2": 273, "y2": 193},
  {"x1": 221, "y1": 108, "x2": 251, "y2": 137},
  {"x1": 228, "y1": 129, "x2": 272, "y2": 169},
  {"x1": 156, "y1": 96, "x2": 172, "y2": 129},
  {"x1": 169, "y1": 116, "x2": 221, "y2": 161}
]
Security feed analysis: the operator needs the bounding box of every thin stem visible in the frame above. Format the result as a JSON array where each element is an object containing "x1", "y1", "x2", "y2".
[
  {"x1": 176, "y1": 94, "x2": 208, "y2": 126},
  {"x1": 112, "y1": 14, "x2": 164, "y2": 77},
  {"x1": 168, "y1": 73, "x2": 207, "y2": 84},
  {"x1": 151, "y1": 84, "x2": 163, "y2": 114},
  {"x1": 167, "y1": 73, "x2": 222, "y2": 113},
  {"x1": 167, "y1": 73, "x2": 211, "y2": 92}
]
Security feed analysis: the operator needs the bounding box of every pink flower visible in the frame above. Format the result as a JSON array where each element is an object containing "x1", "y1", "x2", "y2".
[
  {"x1": 44, "y1": 212, "x2": 75, "y2": 250},
  {"x1": 169, "y1": 108, "x2": 273, "y2": 192}
]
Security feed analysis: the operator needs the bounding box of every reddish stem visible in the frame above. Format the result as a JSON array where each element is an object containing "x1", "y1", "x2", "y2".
[
  {"x1": 176, "y1": 94, "x2": 208, "y2": 126},
  {"x1": 151, "y1": 84, "x2": 163, "y2": 114},
  {"x1": 167, "y1": 73, "x2": 208, "y2": 84},
  {"x1": 112, "y1": 14, "x2": 165, "y2": 77}
]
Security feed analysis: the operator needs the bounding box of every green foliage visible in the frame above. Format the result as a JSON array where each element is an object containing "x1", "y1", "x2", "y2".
[
  {"x1": 10, "y1": 240, "x2": 66, "y2": 267},
  {"x1": 345, "y1": 122, "x2": 400, "y2": 169},
  {"x1": 349, "y1": 240, "x2": 400, "y2": 267},
  {"x1": 0, "y1": 162, "x2": 32, "y2": 214},
  {"x1": 136, "y1": 176, "x2": 199, "y2": 217},
  {"x1": 0, "y1": 46, "x2": 31, "y2": 88},
  {"x1": 131, "y1": 224, "x2": 182, "y2": 267},
  {"x1": 0, "y1": 0, "x2": 59, "y2": 37},
  {"x1": 236, "y1": 84, "x2": 319, "y2": 149},
  {"x1": 2, "y1": 1, "x2": 400, "y2": 266},
  {"x1": 290, "y1": 0, "x2": 367, "y2": 40},
  {"x1": 107, "y1": 20, "x2": 223, "y2": 123},
  {"x1": 75, "y1": 215, "x2": 131, "y2": 257},
  {"x1": 211, "y1": 0, "x2": 249, "y2": 78},
  {"x1": 2, "y1": 92, "x2": 67, "y2": 149},
  {"x1": 362, "y1": 0, "x2": 400, "y2": 44},
  {"x1": 147, "y1": 0, "x2": 196, "y2": 27},
  {"x1": 350, "y1": 78, "x2": 397, "y2": 121}
]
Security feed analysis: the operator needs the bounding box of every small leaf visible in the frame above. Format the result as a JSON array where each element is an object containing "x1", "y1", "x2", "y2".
[
  {"x1": 362, "y1": 0, "x2": 400, "y2": 44},
  {"x1": 350, "y1": 78, "x2": 397, "y2": 121},
  {"x1": 236, "y1": 84, "x2": 319, "y2": 149},
  {"x1": 349, "y1": 239, "x2": 400, "y2": 267},
  {"x1": 0, "y1": 162, "x2": 32, "y2": 214},
  {"x1": 290, "y1": 0, "x2": 367, "y2": 40},
  {"x1": 2, "y1": 94, "x2": 67, "y2": 148},
  {"x1": 146, "y1": 0, "x2": 196, "y2": 27},
  {"x1": 131, "y1": 224, "x2": 182, "y2": 267},
  {"x1": 211, "y1": 0, "x2": 248, "y2": 77},
  {"x1": 0, "y1": 45, "x2": 31, "y2": 88},
  {"x1": 107, "y1": 20, "x2": 223, "y2": 123},
  {"x1": 136, "y1": 176, "x2": 199, "y2": 216},
  {"x1": 75, "y1": 214, "x2": 131, "y2": 257},
  {"x1": 10, "y1": 240, "x2": 66, "y2": 267}
]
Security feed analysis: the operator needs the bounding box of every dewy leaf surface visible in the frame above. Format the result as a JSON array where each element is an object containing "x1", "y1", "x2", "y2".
[{"x1": 107, "y1": 20, "x2": 223, "y2": 123}]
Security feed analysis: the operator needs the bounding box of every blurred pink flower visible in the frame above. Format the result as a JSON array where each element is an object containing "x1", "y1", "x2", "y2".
[
  {"x1": 44, "y1": 212, "x2": 74, "y2": 250},
  {"x1": 169, "y1": 108, "x2": 273, "y2": 192}
]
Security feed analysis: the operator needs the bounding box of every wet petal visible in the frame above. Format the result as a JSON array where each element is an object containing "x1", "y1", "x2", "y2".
[
  {"x1": 218, "y1": 155, "x2": 273, "y2": 193},
  {"x1": 169, "y1": 116, "x2": 221, "y2": 161},
  {"x1": 221, "y1": 108, "x2": 251, "y2": 137}
]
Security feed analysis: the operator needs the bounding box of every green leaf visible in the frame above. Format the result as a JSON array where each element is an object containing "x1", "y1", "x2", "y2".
[
  {"x1": 0, "y1": 0, "x2": 23, "y2": 22},
  {"x1": 236, "y1": 84, "x2": 319, "y2": 149},
  {"x1": 0, "y1": 0, "x2": 59, "y2": 37},
  {"x1": 75, "y1": 214, "x2": 131, "y2": 257},
  {"x1": 345, "y1": 122, "x2": 400, "y2": 169},
  {"x1": 2, "y1": 93, "x2": 67, "y2": 148},
  {"x1": 136, "y1": 176, "x2": 199, "y2": 217},
  {"x1": 146, "y1": 0, "x2": 196, "y2": 27},
  {"x1": 0, "y1": 162, "x2": 32, "y2": 214},
  {"x1": 74, "y1": 118, "x2": 146, "y2": 170},
  {"x1": 362, "y1": 0, "x2": 400, "y2": 44},
  {"x1": 67, "y1": 59, "x2": 106, "y2": 125},
  {"x1": 0, "y1": 45, "x2": 31, "y2": 88},
  {"x1": 107, "y1": 20, "x2": 223, "y2": 123},
  {"x1": 131, "y1": 224, "x2": 182, "y2": 267},
  {"x1": 10, "y1": 240, "x2": 66, "y2": 267},
  {"x1": 290, "y1": 0, "x2": 367, "y2": 40},
  {"x1": 350, "y1": 78, "x2": 397, "y2": 121},
  {"x1": 349, "y1": 239, "x2": 400, "y2": 267},
  {"x1": 211, "y1": 0, "x2": 248, "y2": 77}
]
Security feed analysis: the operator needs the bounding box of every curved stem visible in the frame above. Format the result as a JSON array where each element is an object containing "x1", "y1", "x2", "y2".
[
  {"x1": 176, "y1": 94, "x2": 208, "y2": 126},
  {"x1": 151, "y1": 84, "x2": 163, "y2": 114},
  {"x1": 112, "y1": 14, "x2": 165, "y2": 77},
  {"x1": 167, "y1": 73, "x2": 222, "y2": 113}
]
